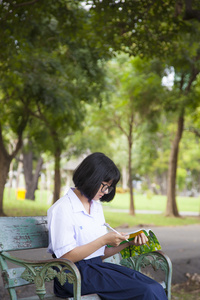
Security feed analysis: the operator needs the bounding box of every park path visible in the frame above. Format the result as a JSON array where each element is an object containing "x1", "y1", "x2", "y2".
[{"x1": 103, "y1": 207, "x2": 200, "y2": 216}]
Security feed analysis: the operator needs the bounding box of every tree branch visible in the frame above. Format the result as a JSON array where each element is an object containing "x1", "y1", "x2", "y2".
[
  {"x1": 0, "y1": 121, "x2": 24, "y2": 161},
  {"x1": 0, "y1": 123, "x2": 10, "y2": 160},
  {"x1": 11, "y1": 134, "x2": 23, "y2": 159},
  {"x1": 188, "y1": 127, "x2": 200, "y2": 138},
  {"x1": 13, "y1": 0, "x2": 40, "y2": 8},
  {"x1": 184, "y1": 0, "x2": 200, "y2": 21},
  {"x1": 185, "y1": 67, "x2": 199, "y2": 93},
  {"x1": 113, "y1": 113, "x2": 129, "y2": 138}
]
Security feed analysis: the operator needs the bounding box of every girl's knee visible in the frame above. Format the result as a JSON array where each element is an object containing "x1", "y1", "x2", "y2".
[{"x1": 142, "y1": 282, "x2": 167, "y2": 300}]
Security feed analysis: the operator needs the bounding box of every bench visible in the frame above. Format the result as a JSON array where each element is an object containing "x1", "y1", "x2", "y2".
[{"x1": 0, "y1": 216, "x2": 172, "y2": 300}]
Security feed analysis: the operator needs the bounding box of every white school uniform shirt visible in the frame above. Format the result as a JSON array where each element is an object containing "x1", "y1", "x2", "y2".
[{"x1": 47, "y1": 188, "x2": 107, "y2": 259}]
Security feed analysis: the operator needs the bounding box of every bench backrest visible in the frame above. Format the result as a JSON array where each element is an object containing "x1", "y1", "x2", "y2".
[{"x1": 0, "y1": 216, "x2": 48, "y2": 252}]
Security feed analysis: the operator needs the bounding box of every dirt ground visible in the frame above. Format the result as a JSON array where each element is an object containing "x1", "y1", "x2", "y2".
[{"x1": 171, "y1": 273, "x2": 200, "y2": 300}]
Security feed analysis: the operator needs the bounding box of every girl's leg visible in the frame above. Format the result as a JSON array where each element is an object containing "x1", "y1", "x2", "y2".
[{"x1": 54, "y1": 257, "x2": 168, "y2": 300}]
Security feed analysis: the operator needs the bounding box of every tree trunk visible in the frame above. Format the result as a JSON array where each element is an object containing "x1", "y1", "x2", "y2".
[
  {"x1": 122, "y1": 165, "x2": 128, "y2": 190},
  {"x1": 7, "y1": 159, "x2": 14, "y2": 200},
  {"x1": 53, "y1": 147, "x2": 61, "y2": 203},
  {"x1": 23, "y1": 150, "x2": 43, "y2": 200},
  {"x1": 0, "y1": 124, "x2": 23, "y2": 215},
  {"x1": 46, "y1": 162, "x2": 52, "y2": 191},
  {"x1": 23, "y1": 150, "x2": 33, "y2": 197},
  {"x1": 165, "y1": 114, "x2": 184, "y2": 217},
  {"x1": 0, "y1": 152, "x2": 12, "y2": 216},
  {"x1": 128, "y1": 140, "x2": 135, "y2": 215},
  {"x1": 16, "y1": 155, "x2": 23, "y2": 189},
  {"x1": 156, "y1": 171, "x2": 167, "y2": 195},
  {"x1": 8, "y1": 146, "x2": 14, "y2": 188},
  {"x1": 0, "y1": 119, "x2": 26, "y2": 215}
]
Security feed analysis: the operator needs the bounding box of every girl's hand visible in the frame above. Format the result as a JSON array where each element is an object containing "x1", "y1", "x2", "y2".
[
  {"x1": 103, "y1": 231, "x2": 129, "y2": 247},
  {"x1": 129, "y1": 232, "x2": 148, "y2": 246}
]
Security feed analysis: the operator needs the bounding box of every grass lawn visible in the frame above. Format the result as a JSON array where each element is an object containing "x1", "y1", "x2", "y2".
[
  {"x1": 3, "y1": 188, "x2": 51, "y2": 217},
  {"x1": 103, "y1": 210, "x2": 200, "y2": 228},
  {"x1": 103, "y1": 192, "x2": 200, "y2": 213},
  {"x1": 3, "y1": 188, "x2": 200, "y2": 228}
]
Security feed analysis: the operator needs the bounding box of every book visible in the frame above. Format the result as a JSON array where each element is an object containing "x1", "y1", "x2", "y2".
[{"x1": 119, "y1": 229, "x2": 162, "y2": 259}]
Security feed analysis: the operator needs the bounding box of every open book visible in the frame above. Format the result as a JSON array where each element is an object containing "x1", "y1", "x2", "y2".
[{"x1": 120, "y1": 229, "x2": 162, "y2": 259}]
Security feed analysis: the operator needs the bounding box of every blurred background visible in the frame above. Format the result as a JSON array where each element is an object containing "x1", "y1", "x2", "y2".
[
  {"x1": 1, "y1": 0, "x2": 200, "y2": 218},
  {"x1": 0, "y1": 1, "x2": 200, "y2": 298}
]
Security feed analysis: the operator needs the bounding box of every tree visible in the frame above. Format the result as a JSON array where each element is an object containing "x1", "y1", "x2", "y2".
[
  {"x1": 164, "y1": 21, "x2": 200, "y2": 216},
  {"x1": 0, "y1": 1, "x2": 107, "y2": 214},
  {"x1": 0, "y1": 120, "x2": 27, "y2": 215},
  {"x1": 178, "y1": 129, "x2": 200, "y2": 195},
  {"x1": 88, "y1": 54, "x2": 165, "y2": 215},
  {"x1": 85, "y1": 0, "x2": 200, "y2": 217},
  {"x1": 132, "y1": 119, "x2": 170, "y2": 196},
  {"x1": 182, "y1": 81, "x2": 200, "y2": 195},
  {"x1": 22, "y1": 139, "x2": 43, "y2": 200}
]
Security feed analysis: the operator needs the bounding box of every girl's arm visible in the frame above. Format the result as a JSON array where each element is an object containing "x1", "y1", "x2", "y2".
[
  {"x1": 103, "y1": 241, "x2": 130, "y2": 259},
  {"x1": 61, "y1": 231, "x2": 128, "y2": 262},
  {"x1": 103, "y1": 232, "x2": 148, "y2": 259},
  {"x1": 61, "y1": 231, "x2": 148, "y2": 262}
]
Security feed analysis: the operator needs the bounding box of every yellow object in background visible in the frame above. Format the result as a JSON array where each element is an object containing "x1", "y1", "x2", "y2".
[{"x1": 17, "y1": 189, "x2": 26, "y2": 200}]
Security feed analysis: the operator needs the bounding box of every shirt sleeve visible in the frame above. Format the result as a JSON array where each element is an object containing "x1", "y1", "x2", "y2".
[{"x1": 48, "y1": 202, "x2": 77, "y2": 258}]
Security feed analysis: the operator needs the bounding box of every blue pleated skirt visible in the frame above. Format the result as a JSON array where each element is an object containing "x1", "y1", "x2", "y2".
[{"x1": 54, "y1": 256, "x2": 168, "y2": 300}]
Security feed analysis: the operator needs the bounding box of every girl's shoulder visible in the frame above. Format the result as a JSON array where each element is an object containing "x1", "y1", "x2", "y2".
[{"x1": 48, "y1": 190, "x2": 73, "y2": 215}]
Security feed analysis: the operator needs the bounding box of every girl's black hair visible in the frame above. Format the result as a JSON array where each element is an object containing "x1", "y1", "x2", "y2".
[{"x1": 73, "y1": 152, "x2": 120, "y2": 202}]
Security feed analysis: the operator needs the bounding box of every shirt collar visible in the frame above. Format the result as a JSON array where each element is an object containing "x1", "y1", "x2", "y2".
[
  {"x1": 68, "y1": 188, "x2": 84, "y2": 213},
  {"x1": 68, "y1": 188, "x2": 99, "y2": 216}
]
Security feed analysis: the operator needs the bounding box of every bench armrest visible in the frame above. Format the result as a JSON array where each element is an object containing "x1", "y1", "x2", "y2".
[
  {"x1": 1, "y1": 251, "x2": 81, "y2": 300},
  {"x1": 120, "y1": 250, "x2": 172, "y2": 300}
]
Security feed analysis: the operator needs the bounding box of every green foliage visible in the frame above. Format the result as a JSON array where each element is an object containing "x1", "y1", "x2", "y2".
[
  {"x1": 88, "y1": 0, "x2": 180, "y2": 57},
  {"x1": 177, "y1": 168, "x2": 187, "y2": 191},
  {"x1": 0, "y1": 0, "x2": 107, "y2": 157},
  {"x1": 88, "y1": 0, "x2": 200, "y2": 60},
  {"x1": 178, "y1": 127, "x2": 200, "y2": 193},
  {"x1": 87, "y1": 53, "x2": 165, "y2": 147},
  {"x1": 132, "y1": 121, "x2": 170, "y2": 177},
  {"x1": 1, "y1": 0, "x2": 200, "y2": 217}
]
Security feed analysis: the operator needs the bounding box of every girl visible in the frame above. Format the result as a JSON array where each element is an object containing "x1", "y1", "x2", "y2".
[{"x1": 48, "y1": 152, "x2": 168, "y2": 300}]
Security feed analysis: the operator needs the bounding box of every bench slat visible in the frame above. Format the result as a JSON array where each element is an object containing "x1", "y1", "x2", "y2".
[
  {"x1": 19, "y1": 294, "x2": 101, "y2": 300},
  {"x1": 4, "y1": 267, "x2": 29, "y2": 288},
  {"x1": 0, "y1": 216, "x2": 48, "y2": 251}
]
